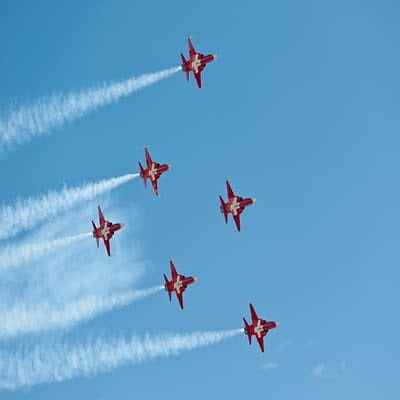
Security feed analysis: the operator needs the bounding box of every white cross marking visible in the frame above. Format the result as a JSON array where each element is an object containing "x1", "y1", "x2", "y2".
[
  {"x1": 149, "y1": 163, "x2": 157, "y2": 181},
  {"x1": 191, "y1": 55, "x2": 201, "y2": 73},
  {"x1": 254, "y1": 320, "x2": 264, "y2": 338},
  {"x1": 174, "y1": 276, "x2": 183, "y2": 293},
  {"x1": 230, "y1": 199, "x2": 240, "y2": 215},
  {"x1": 101, "y1": 224, "x2": 110, "y2": 240}
]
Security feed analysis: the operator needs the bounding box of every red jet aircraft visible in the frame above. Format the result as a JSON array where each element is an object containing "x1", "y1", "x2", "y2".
[
  {"x1": 138, "y1": 147, "x2": 171, "y2": 197},
  {"x1": 92, "y1": 206, "x2": 124, "y2": 256},
  {"x1": 163, "y1": 260, "x2": 196, "y2": 309},
  {"x1": 219, "y1": 180, "x2": 256, "y2": 231},
  {"x1": 180, "y1": 37, "x2": 217, "y2": 88},
  {"x1": 243, "y1": 303, "x2": 279, "y2": 353}
]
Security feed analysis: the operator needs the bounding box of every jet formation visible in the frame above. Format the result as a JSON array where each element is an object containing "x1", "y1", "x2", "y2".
[{"x1": 88, "y1": 38, "x2": 277, "y2": 353}]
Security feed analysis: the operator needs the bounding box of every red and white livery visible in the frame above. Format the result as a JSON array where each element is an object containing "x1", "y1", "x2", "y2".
[
  {"x1": 138, "y1": 147, "x2": 171, "y2": 197},
  {"x1": 163, "y1": 260, "x2": 196, "y2": 310},
  {"x1": 180, "y1": 37, "x2": 217, "y2": 88},
  {"x1": 219, "y1": 180, "x2": 256, "y2": 231},
  {"x1": 92, "y1": 206, "x2": 124, "y2": 256},
  {"x1": 243, "y1": 303, "x2": 279, "y2": 353}
]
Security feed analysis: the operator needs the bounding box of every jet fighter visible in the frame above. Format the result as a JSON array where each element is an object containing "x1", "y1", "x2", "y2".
[
  {"x1": 219, "y1": 180, "x2": 256, "y2": 231},
  {"x1": 163, "y1": 260, "x2": 196, "y2": 309},
  {"x1": 243, "y1": 303, "x2": 279, "y2": 353},
  {"x1": 138, "y1": 147, "x2": 171, "y2": 197},
  {"x1": 92, "y1": 206, "x2": 124, "y2": 256},
  {"x1": 180, "y1": 37, "x2": 217, "y2": 88}
]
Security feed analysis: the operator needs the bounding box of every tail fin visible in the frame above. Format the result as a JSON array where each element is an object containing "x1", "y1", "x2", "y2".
[
  {"x1": 180, "y1": 53, "x2": 189, "y2": 81},
  {"x1": 163, "y1": 274, "x2": 172, "y2": 301},
  {"x1": 219, "y1": 196, "x2": 228, "y2": 223},
  {"x1": 243, "y1": 317, "x2": 252, "y2": 345},
  {"x1": 92, "y1": 221, "x2": 99, "y2": 247},
  {"x1": 138, "y1": 162, "x2": 147, "y2": 188}
]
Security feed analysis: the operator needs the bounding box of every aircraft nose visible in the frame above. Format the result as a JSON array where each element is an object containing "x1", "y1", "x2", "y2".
[
  {"x1": 168, "y1": 164, "x2": 172, "y2": 170},
  {"x1": 213, "y1": 54, "x2": 218, "y2": 59},
  {"x1": 193, "y1": 277, "x2": 197, "y2": 282},
  {"x1": 252, "y1": 198, "x2": 256, "y2": 203},
  {"x1": 120, "y1": 224, "x2": 125, "y2": 229},
  {"x1": 275, "y1": 321, "x2": 280, "y2": 327}
]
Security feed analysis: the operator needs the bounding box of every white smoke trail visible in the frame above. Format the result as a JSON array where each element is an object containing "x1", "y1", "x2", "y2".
[
  {"x1": 0, "y1": 173, "x2": 138, "y2": 240},
  {"x1": 0, "y1": 232, "x2": 92, "y2": 271},
  {"x1": 0, "y1": 328, "x2": 242, "y2": 390},
  {"x1": 0, "y1": 66, "x2": 181, "y2": 153},
  {"x1": 0, "y1": 286, "x2": 165, "y2": 339}
]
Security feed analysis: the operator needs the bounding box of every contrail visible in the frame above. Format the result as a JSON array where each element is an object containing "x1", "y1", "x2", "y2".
[
  {"x1": 0, "y1": 232, "x2": 92, "y2": 271},
  {"x1": 0, "y1": 173, "x2": 138, "y2": 240},
  {"x1": 0, "y1": 286, "x2": 165, "y2": 339},
  {"x1": 0, "y1": 66, "x2": 181, "y2": 153},
  {"x1": 0, "y1": 328, "x2": 242, "y2": 390}
]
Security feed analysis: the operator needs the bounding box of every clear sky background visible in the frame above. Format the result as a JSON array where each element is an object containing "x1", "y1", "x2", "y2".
[{"x1": 0, "y1": 0, "x2": 399, "y2": 399}]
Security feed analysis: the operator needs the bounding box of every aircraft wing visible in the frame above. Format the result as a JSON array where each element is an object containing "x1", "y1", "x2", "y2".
[
  {"x1": 176, "y1": 291, "x2": 185, "y2": 309},
  {"x1": 250, "y1": 303, "x2": 259, "y2": 323},
  {"x1": 98, "y1": 206, "x2": 105, "y2": 226},
  {"x1": 256, "y1": 335, "x2": 265, "y2": 352},
  {"x1": 103, "y1": 238, "x2": 111, "y2": 256},
  {"x1": 233, "y1": 214, "x2": 241, "y2": 232},
  {"x1": 151, "y1": 178, "x2": 159, "y2": 196},
  {"x1": 226, "y1": 181, "x2": 235, "y2": 199},
  {"x1": 170, "y1": 260, "x2": 178, "y2": 279},
  {"x1": 188, "y1": 37, "x2": 196, "y2": 57},
  {"x1": 145, "y1": 147, "x2": 153, "y2": 167},
  {"x1": 194, "y1": 71, "x2": 202, "y2": 89}
]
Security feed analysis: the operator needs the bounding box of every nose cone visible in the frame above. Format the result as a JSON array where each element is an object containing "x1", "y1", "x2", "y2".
[
  {"x1": 252, "y1": 198, "x2": 256, "y2": 204},
  {"x1": 120, "y1": 224, "x2": 125, "y2": 229},
  {"x1": 213, "y1": 54, "x2": 218, "y2": 60},
  {"x1": 168, "y1": 164, "x2": 172, "y2": 170},
  {"x1": 193, "y1": 277, "x2": 197, "y2": 282},
  {"x1": 275, "y1": 321, "x2": 280, "y2": 327}
]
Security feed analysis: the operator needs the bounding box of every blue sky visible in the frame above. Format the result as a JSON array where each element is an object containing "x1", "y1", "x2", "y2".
[{"x1": 0, "y1": 0, "x2": 399, "y2": 398}]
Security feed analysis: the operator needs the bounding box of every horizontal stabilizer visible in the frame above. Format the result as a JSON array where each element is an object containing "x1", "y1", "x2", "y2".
[
  {"x1": 91, "y1": 221, "x2": 99, "y2": 248},
  {"x1": 219, "y1": 196, "x2": 228, "y2": 223},
  {"x1": 181, "y1": 54, "x2": 189, "y2": 81},
  {"x1": 243, "y1": 317, "x2": 252, "y2": 345},
  {"x1": 138, "y1": 162, "x2": 147, "y2": 188},
  {"x1": 163, "y1": 274, "x2": 171, "y2": 301}
]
